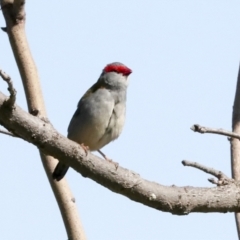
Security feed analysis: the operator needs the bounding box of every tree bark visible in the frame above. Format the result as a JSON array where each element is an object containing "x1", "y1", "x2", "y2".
[
  {"x1": 0, "y1": 1, "x2": 86, "y2": 239},
  {"x1": 1, "y1": 91, "x2": 240, "y2": 214},
  {"x1": 231, "y1": 63, "x2": 240, "y2": 239}
]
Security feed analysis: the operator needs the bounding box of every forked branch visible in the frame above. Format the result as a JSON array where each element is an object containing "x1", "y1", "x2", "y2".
[{"x1": 182, "y1": 160, "x2": 233, "y2": 186}]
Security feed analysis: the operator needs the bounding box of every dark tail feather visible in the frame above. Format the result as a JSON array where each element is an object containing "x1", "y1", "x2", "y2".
[{"x1": 52, "y1": 162, "x2": 69, "y2": 181}]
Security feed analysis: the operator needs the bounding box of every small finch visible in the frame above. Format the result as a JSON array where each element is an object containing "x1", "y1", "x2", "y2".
[{"x1": 52, "y1": 62, "x2": 132, "y2": 181}]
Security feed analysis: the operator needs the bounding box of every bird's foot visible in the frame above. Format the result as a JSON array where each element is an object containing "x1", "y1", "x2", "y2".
[
  {"x1": 97, "y1": 149, "x2": 119, "y2": 169},
  {"x1": 80, "y1": 143, "x2": 89, "y2": 156}
]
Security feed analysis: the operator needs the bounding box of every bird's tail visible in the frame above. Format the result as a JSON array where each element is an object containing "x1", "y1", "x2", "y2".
[{"x1": 52, "y1": 162, "x2": 69, "y2": 181}]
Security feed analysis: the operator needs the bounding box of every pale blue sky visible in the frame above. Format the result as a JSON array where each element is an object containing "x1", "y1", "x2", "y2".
[{"x1": 0, "y1": 1, "x2": 239, "y2": 239}]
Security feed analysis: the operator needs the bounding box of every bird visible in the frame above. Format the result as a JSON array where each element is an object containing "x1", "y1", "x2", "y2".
[{"x1": 52, "y1": 62, "x2": 132, "y2": 181}]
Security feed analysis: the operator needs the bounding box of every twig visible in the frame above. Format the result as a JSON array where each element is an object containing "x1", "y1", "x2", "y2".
[
  {"x1": 191, "y1": 124, "x2": 240, "y2": 140},
  {"x1": 182, "y1": 160, "x2": 233, "y2": 186},
  {"x1": 1, "y1": 27, "x2": 7, "y2": 32},
  {"x1": 0, "y1": 128, "x2": 18, "y2": 138},
  {"x1": 208, "y1": 178, "x2": 218, "y2": 185},
  {"x1": 182, "y1": 160, "x2": 230, "y2": 179},
  {"x1": 0, "y1": 68, "x2": 16, "y2": 107}
]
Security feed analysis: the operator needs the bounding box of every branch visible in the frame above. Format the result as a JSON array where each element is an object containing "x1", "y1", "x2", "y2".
[
  {"x1": 1, "y1": 1, "x2": 86, "y2": 239},
  {"x1": 182, "y1": 160, "x2": 233, "y2": 186},
  {"x1": 1, "y1": 91, "x2": 240, "y2": 215},
  {"x1": 231, "y1": 62, "x2": 240, "y2": 239},
  {"x1": 191, "y1": 124, "x2": 240, "y2": 140}
]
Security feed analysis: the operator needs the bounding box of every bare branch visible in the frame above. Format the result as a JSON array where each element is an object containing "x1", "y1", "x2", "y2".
[
  {"x1": 0, "y1": 68, "x2": 16, "y2": 107},
  {"x1": 182, "y1": 160, "x2": 231, "y2": 179},
  {"x1": 191, "y1": 124, "x2": 240, "y2": 140},
  {"x1": 0, "y1": 128, "x2": 17, "y2": 137},
  {"x1": 1, "y1": 91, "x2": 240, "y2": 214},
  {"x1": 231, "y1": 62, "x2": 240, "y2": 238},
  {"x1": 1, "y1": 2, "x2": 86, "y2": 239},
  {"x1": 182, "y1": 160, "x2": 233, "y2": 186}
]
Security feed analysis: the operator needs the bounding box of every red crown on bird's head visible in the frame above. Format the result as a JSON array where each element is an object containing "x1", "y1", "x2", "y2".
[{"x1": 104, "y1": 63, "x2": 132, "y2": 76}]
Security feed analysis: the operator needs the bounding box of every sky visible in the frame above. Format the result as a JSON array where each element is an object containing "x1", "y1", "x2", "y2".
[{"x1": 0, "y1": 1, "x2": 239, "y2": 239}]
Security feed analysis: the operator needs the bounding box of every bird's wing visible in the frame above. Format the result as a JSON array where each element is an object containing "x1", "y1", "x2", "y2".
[{"x1": 67, "y1": 79, "x2": 109, "y2": 132}]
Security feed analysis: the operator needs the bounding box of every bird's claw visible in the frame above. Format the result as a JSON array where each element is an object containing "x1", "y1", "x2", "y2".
[
  {"x1": 80, "y1": 143, "x2": 89, "y2": 156},
  {"x1": 108, "y1": 159, "x2": 119, "y2": 170}
]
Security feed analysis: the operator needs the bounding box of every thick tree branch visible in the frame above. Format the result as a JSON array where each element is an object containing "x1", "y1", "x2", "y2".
[
  {"x1": 191, "y1": 124, "x2": 240, "y2": 140},
  {"x1": 1, "y1": 92, "x2": 240, "y2": 215},
  {"x1": 0, "y1": 1, "x2": 86, "y2": 239},
  {"x1": 231, "y1": 63, "x2": 240, "y2": 239},
  {"x1": 191, "y1": 63, "x2": 240, "y2": 237}
]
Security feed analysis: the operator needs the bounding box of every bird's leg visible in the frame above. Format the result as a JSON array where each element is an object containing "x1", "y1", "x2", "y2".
[
  {"x1": 97, "y1": 149, "x2": 119, "y2": 169},
  {"x1": 80, "y1": 143, "x2": 89, "y2": 156},
  {"x1": 97, "y1": 149, "x2": 110, "y2": 160}
]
